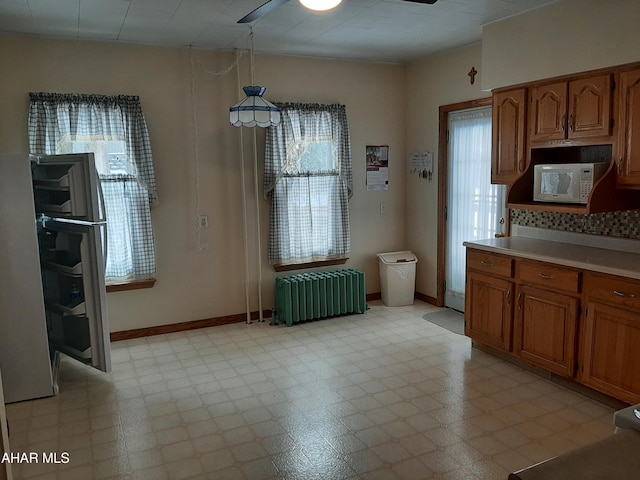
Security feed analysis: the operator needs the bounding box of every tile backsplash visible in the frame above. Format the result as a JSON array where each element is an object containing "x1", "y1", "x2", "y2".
[{"x1": 511, "y1": 209, "x2": 640, "y2": 239}]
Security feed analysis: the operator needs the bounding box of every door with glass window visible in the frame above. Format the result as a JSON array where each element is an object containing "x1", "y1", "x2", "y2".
[{"x1": 445, "y1": 106, "x2": 506, "y2": 312}]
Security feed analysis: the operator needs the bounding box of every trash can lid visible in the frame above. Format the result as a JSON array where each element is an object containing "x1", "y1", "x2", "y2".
[{"x1": 377, "y1": 251, "x2": 417, "y2": 264}]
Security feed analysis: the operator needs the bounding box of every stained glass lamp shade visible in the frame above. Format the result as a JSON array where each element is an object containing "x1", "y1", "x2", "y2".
[{"x1": 229, "y1": 86, "x2": 281, "y2": 128}]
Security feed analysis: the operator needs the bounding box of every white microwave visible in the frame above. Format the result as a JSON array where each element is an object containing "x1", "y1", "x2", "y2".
[{"x1": 533, "y1": 163, "x2": 609, "y2": 204}]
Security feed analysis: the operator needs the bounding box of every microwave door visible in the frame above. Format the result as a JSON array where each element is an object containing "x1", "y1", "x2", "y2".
[
  {"x1": 40, "y1": 218, "x2": 112, "y2": 373},
  {"x1": 31, "y1": 153, "x2": 105, "y2": 222}
]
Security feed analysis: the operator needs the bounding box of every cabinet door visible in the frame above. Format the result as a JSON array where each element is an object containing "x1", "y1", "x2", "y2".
[
  {"x1": 465, "y1": 271, "x2": 513, "y2": 351},
  {"x1": 529, "y1": 81, "x2": 567, "y2": 142},
  {"x1": 492, "y1": 88, "x2": 527, "y2": 184},
  {"x1": 580, "y1": 301, "x2": 640, "y2": 404},
  {"x1": 568, "y1": 74, "x2": 612, "y2": 139},
  {"x1": 514, "y1": 285, "x2": 578, "y2": 377},
  {"x1": 617, "y1": 68, "x2": 640, "y2": 188}
]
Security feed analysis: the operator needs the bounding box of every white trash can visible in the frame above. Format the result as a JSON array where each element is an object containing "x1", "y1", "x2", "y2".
[{"x1": 377, "y1": 251, "x2": 418, "y2": 306}]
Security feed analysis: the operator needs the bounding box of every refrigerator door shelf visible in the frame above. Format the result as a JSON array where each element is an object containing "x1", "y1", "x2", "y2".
[
  {"x1": 31, "y1": 153, "x2": 105, "y2": 223},
  {"x1": 48, "y1": 315, "x2": 92, "y2": 361},
  {"x1": 36, "y1": 199, "x2": 74, "y2": 216},
  {"x1": 32, "y1": 165, "x2": 72, "y2": 187},
  {"x1": 41, "y1": 259, "x2": 83, "y2": 276},
  {"x1": 56, "y1": 344, "x2": 92, "y2": 362},
  {"x1": 46, "y1": 300, "x2": 87, "y2": 316}
]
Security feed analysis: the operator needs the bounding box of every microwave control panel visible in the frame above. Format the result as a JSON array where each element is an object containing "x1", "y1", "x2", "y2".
[{"x1": 580, "y1": 169, "x2": 594, "y2": 200}]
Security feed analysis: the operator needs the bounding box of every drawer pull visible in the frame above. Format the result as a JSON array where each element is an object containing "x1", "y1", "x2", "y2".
[
  {"x1": 538, "y1": 273, "x2": 555, "y2": 280},
  {"x1": 614, "y1": 290, "x2": 637, "y2": 298},
  {"x1": 480, "y1": 261, "x2": 494, "y2": 268}
]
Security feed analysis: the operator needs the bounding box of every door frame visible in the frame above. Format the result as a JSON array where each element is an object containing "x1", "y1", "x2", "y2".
[{"x1": 436, "y1": 97, "x2": 494, "y2": 307}]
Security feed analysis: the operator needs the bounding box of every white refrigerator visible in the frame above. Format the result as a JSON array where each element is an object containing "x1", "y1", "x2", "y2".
[{"x1": 0, "y1": 153, "x2": 111, "y2": 403}]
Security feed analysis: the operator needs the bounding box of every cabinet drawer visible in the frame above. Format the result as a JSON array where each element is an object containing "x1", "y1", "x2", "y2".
[
  {"x1": 467, "y1": 250, "x2": 513, "y2": 278},
  {"x1": 585, "y1": 273, "x2": 640, "y2": 310},
  {"x1": 517, "y1": 261, "x2": 581, "y2": 293}
]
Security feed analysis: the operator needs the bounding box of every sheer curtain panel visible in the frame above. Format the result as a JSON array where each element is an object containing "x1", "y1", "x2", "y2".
[
  {"x1": 446, "y1": 107, "x2": 506, "y2": 310},
  {"x1": 28, "y1": 92, "x2": 157, "y2": 284}
]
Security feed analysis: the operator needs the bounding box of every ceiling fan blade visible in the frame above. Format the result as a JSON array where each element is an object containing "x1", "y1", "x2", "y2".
[
  {"x1": 402, "y1": 0, "x2": 438, "y2": 4},
  {"x1": 238, "y1": 0, "x2": 290, "y2": 23}
]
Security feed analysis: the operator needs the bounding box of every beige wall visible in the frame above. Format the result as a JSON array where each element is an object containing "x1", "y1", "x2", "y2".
[
  {"x1": 2, "y1": 0, "x2": 637, "y2": 332},
  {"x1": 0, "y1": 34, "x2": 407, "y2": 332},
  {"x1": 482, "y1": 0, "x2": 640, "y2": 91},
  {"x1": 405, "y1": 43, "x2": 487, "y2": 300}
]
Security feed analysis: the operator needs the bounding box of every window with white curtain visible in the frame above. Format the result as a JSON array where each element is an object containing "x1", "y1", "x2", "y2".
[
  {"x1": 28, "y1": 93, "x2": 157, "y2": 285},
  {"x1": 264, "y1": 103, "x2": 352, "y2": 267}
]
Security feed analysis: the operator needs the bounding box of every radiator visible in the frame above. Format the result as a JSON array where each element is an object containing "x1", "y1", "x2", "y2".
[{"x1": 274, "y1": 269, "x2": 367, "y2": 326}]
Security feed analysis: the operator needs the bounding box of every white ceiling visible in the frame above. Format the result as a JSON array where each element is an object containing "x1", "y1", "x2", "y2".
[{"x1": 0, "y1": 0, "x2": 558, "y2": 63}]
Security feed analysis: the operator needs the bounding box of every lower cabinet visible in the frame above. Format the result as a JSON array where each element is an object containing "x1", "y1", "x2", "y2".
[
  {"x1": 514, "y1": 285, "x2": 578, "y2": 377},
  {"x1": 578, "y1": 273, "x2": 640, "y2": 404},
  {"x1": 465, "y1": 248, "x2": 640, "y2": 404},
  {"x1": 465, "y1": 271, "x2": 513, "y2": 351}
]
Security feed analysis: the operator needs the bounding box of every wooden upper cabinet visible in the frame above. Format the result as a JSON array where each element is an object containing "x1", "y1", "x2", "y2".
[
  {"x1": 492, "y1": 88, "x2": 527, "y2": 184},
  {"x1": 617, "y1": 68, "x2": 640, "y2": 188},
  {"x1": 569, "y1": 74, "x2": 612, "y2": 138},
  {"x1": 529, "y1": 81, "x2": 567, "y2": 142},
  {"x1": 529, "y1": 74, "x2": 612, "y2": 143}
]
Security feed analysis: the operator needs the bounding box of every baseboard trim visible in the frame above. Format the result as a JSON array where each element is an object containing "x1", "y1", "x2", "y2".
[
  {"x1": 110, "y1": 309, "x2": 272, "y2": 342},
  {"x1": 111, "y1": 291, "x2": 429, "y2": 342},
  {"x1": 415, "y1": 291, "x2": 439, "y2": 306}
]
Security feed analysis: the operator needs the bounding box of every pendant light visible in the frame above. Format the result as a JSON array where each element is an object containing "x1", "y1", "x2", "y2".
[
  {"x1": 230, "y1": 86, "x2": 280, "y2": 127},
  {"x1": 229, "y1": 30, "x2": 280, "y2": 128}
]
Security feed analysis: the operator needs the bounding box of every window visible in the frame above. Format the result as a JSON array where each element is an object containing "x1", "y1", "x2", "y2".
[
  {"x1": 264, "y1": 103, "x2": 352, "y2": 267},
  {"x1": 28, "y1": 93, "x2": 157, "y2": 285}
]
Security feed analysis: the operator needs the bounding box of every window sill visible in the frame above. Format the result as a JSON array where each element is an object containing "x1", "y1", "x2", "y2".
[
  {"x1": 106, "y1": 279, "x2": 156, "y2": 293},
  {"x1": 273, "y1": 258, "x2": 348, "y2": 272}
]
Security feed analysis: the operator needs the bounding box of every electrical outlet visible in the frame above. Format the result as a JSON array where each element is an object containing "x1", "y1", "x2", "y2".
[
  {"x1": 198, "y1": 215, "x2": 208, "y2": 228},
  {"x1": 380, "y1": 203, "x2": 388, "y2": 214}
]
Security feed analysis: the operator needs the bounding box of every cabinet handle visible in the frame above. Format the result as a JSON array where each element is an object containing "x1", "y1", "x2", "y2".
[
  {"x1": 480, "y1": 261, "x2": 494, "y2": 268},
  {"x1": 506, "y1": 289, "x2": 511, "y2": 305},
  {"x1": 618, "y1": 157, "x2": 623, "y2": 176},
  {"x1": 568, "y1": 113, "x2": 574, "y2": 132},
  {"x1": 538, "y1": 273, "x2": 555, "y2": 280},
  {"x1": 517, "y1": 292, "x2": 522, "y2": 310},
  {"x1": 614, "y1": 290, "x2": 637, "y2": 298},
  {"x1": 561, "y1": 114, "x2": 566, "y2": 131}
]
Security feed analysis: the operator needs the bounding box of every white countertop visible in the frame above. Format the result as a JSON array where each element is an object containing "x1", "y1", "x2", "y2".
[{"x1": 463, "y1": 232, "x2": 640, "y2": 280}]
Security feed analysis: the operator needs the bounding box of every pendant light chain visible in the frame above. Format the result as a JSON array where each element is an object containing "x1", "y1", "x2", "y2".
[{"x1": 249, "y1": 27, "x2": 256, "y2": 86}]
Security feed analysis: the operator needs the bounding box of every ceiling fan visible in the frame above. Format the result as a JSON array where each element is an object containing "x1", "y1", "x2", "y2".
[{"x1": 238, "y1": 0, "x2": 438, "y2": 24}]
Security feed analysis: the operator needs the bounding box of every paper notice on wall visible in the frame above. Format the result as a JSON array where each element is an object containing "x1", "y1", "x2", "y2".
[
  {"x1": 410, "y1": 151, "x2": 433, "y2": 174},
  {"x1": 366, "y1": 145, "x2": 389, "y2": 191}
]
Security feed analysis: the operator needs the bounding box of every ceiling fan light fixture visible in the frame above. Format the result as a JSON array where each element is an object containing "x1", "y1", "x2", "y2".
[
  {"x1": 298, "y1": 0, "x2": 342, "y2": 12},
  {"x1": 230, "y1": 86, "x2": 281, "y2": 128}
]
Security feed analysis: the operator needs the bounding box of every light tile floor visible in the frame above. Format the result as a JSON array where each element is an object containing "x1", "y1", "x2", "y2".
[{"x1": 6, "y1": 300, "x2": 616, "y2": 479}]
